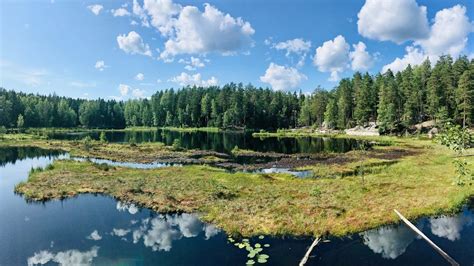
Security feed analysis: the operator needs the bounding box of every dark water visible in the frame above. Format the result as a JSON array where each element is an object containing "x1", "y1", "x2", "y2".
[
  {"x1": 1, "y1": 146, "x2": 473, "y2": 265},
  {"x1": 46, "y1": 130, "x2": 362, "y2": 154}
]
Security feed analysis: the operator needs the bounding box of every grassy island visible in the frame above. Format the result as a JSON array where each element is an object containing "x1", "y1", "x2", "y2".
[{"x1": 9, "y1": 133, "x2": 474, "y2": 237}]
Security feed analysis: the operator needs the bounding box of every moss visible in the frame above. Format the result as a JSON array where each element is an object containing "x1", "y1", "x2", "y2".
[{"x1": 13, "y1": 138, "x2": 474, "y2": 238}]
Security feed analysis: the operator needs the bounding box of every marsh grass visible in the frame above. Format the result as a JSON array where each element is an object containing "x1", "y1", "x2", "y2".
[{"x1": 14, "y1": 138, "x2": 474, "y2": 237}]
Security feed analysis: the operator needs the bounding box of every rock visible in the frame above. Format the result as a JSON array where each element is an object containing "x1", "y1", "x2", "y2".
[
  {"x1": 345, "y1": 122, "x2": 380, "y2": 136},
  {"x1": 414, "y1": 120, "x2": 436, "y2": 133},
  {"x1": 428, "y1": 127, "x2": 439, "y2": 139}
]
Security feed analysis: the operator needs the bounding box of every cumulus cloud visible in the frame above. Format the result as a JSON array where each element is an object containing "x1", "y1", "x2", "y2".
[
  {"x1": 130, "y1": 213, "x2": 220, "y2": 252},
  {"x1": 117, "y1": 31, "x2": 152, "y2": 57},
  {"x1": 134, "y1": 73, "x2": 145, "y2": 81},
  {"x1": 119, "y1": 84, "x2": 131, "y2": 96},
  {"x1": 86, "y1": 230, "x2": 102, "y2": 241},
  {"x1": 382, "y1": 46, "x2": 427, "y2": 73},
  {"x1": 361, "y1": 225, "x2": 416, "y2": 259},
  {"x1": 416, "y1": 5, "x2": 472, "y2": 58},
  {"x1": 273, "y1": 38, "x2": 311, "y2": 67},
  {"x1": 132, "y1": 1, "x2": 255, "y2": 60},
  {"x1": 87, "y1": 4, "x2": 103, "y2": 15},
  {"x1": 380, "y1": 4, "x2": 473, "y2": 73},
  {"x1": 112, "y1": 228, "x2": 131, "y2": 237},
  {"x1": 117, "y1": 201, "x2": 139, "y2": 214},
  {"x1": 27, "y1": 247, "x2": 99, "y2": 266},
  {"x1": 349, "y1": 42, "x2": 374, "y2": 71},
  {"x1": 260, "y1": 63, "x2": 307, "y2": 91},
  {"x1": 178, "y1": 56, "x2": 206, "y2": 71},
  {"x1": 357, "y1": 0, "x2": 430, "y2": 44},
  {"x1": 313, "y1": 35, "x2": 350, "y2": 81},
  {"x1": 112, "y1": 8, "x2": 131, "y2": 17},
  {"x1": 94, "y1": 60, "x2": 107, "y2": 71},
  {"x1": 430, "y1": 213, "x2": 473, "y2": 241},
  {"x1": 170, "y1": 72, "x2": 218, "y2": 87}
]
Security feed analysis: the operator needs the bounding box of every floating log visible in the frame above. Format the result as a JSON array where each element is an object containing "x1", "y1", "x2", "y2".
[
  {"x1": 299, "y1": 237, "x2": 320, "y2": 266},
  {"x1": 394, "y1": 209, "x2": 459, "y2": 266}
]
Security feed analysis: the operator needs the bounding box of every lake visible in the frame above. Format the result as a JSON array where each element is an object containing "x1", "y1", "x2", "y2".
[
  {"x1": 1, "y1": 146, "x2": 473, "y2": 265},
  {"x1": 45, "y1": 130, "x2": 363, "y2": 154}
]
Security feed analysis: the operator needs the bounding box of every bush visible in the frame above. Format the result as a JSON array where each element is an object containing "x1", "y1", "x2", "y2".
[
  {"x1": 172, "y1": 139, "x2": 182, "y2": 151},
  {"x1": 99, "y1": 131, "x2": 107, "y2": 143},
  {"x1": 83, "y1": 136, "x2": 93, "y2": 151}
]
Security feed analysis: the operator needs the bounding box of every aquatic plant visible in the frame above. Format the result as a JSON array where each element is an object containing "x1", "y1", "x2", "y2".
[{"x1": 228, "y1": 236, "x2": 270, "y2": 265}]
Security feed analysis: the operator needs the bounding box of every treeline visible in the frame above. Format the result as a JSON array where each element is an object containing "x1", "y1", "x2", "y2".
[
  {"x1": 0, "y1": 55, "x2": 473, "y2": 132},
  {"x1": 299, "y1": 55, "x2": 474, "y2": 132}
]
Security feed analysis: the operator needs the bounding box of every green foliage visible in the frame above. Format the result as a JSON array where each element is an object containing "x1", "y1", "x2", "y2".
[
  {"x1": 172, "y1": 139, "x2": 182, "y2": 151},
  {"x1": 0, "y1": 54, "x2": 473, "y2": 133},
  {"x1": 82, "y1": 136, "x2": 93, "y2": 151},
  {"x1": 99, "y1": 131, "x2": 107, "y2": 143},
  {"x1": 0, "y1": 126, "x2": 6, "y2": 139},
  {"x1": 437, "y1": 123, "x2": 473, "y2": 185},
  {"x1": 17, "y1": 114, "x2": 25, "y2": 129}
]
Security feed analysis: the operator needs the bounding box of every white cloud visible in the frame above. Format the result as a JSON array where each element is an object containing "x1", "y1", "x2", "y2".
[
  {"x1": 274, "y1": 38, "x2": 311, "y2": 56},
  {"x1": 416, "y1": 5, "x2": 472, "y2": 58},
  {"x1": 349, "y1": 42, "x2": 373, "y2": 71},
  {"x1": 313, "y1": 35, "x2": 350, "y2": 81},
  {"x1": 382, "y1": 46, "x2": 427, "y2": 73},
  {"x1": 27, "y1": 247, "x2": 99, "y2": 266},
  {"x1": 132, "y1": 0, "x2": 150, "y2": 27},
  {"x1": 112, "y1": 228, "x2": 131, "y2": 237},
  {"x1": 119, "y1": 84, "x2": 131, "y2": 96},
  {"x1": 117, "y1": 31, "x2": 152, "y2": 57},
  {"x1": 170, "y1": 72, "x2": 218, "y2": 87},
  {"x1": 143, "y1": 0, "x2": 181, "y2": 36},
  {"x1": 361, "y1": 225, "x2": 416, "y2": 259},
  {"x1": 260, "y1": 63, "x2": 307, "y2": 91},
  {"x1": 132, "y1": 1, "x2": 254, "y2": 60},
  {"x1": 430, "y1": 213, "x2": 473, "y2": 241},
  {"x1": 179, "y1": 56, "x2": 206, "y2": 71},
  {"x1": 86, "y1": 230, "x2": 102, "y2": 241},
  {"x1": 132, "y1": 88, "x2": 146, "y2": 98},
  {"x1": 94, "y1": 60, "x2": 107, "y2": 71},
  {"x1": 131, "y1": 213, "x2": 221, "y2": 252},
  {"x1": 357, "y1": 0, "x2": 429, "y2": 44},
  {"x1": 87, "y1": 4, "x2": 104, "y2": 15},
  {"x1": 69, "y1": 81, "x2": 97, "y2": 88},
  {"x1": 117, "y1": 201, "x2": 139, "y2": 214},
  {"x1": 134, "y1": 73, "x2": 145, "y2": 81},
  {"x1": 273, "y1": 38, "x2": 311, "y2": 67},
  {"x1": 112, "y1": 8, "x2": 131, "y2": 17}
]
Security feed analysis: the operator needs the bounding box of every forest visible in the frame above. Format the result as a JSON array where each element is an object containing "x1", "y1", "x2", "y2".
[{"x1": 0, "y1": 55, "x2": 473, "y2": 133}]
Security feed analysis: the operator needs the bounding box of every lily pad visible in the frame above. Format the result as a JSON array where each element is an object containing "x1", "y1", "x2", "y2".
[
  {"x1": 246, "y1": 259, "x2": 255, "y2": 265},
  {"x1": 263, "y1": 244, "x2": 270, "y2": 247},
  {"x1": 254, "y1": 243, "x2": 261, "y2": 248},
  {"x1": 258, "y1": 254, "x2": 269, "y2": 259},
  {"x1": 258, "y1": 235, "x2": 264, "y2": 239}
]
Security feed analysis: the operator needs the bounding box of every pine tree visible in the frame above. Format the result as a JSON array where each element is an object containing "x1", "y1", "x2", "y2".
[
  {"x1": 377, "y1": 70, "x2": 399, "y2": 133},
  {"x1": 456, "y1": 69, "x2": 474, "y2": 127},
  {"x1": 324, "y1": 97, "x2": 338, "y2": 129}
]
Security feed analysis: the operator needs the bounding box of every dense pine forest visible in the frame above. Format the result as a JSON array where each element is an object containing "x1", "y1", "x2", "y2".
[{"x1": 1, "y1": 55, "x2": 473, "y2": 133}]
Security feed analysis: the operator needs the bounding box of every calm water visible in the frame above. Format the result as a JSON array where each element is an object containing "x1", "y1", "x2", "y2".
[
  {"x1": 1, "y1": 146, "x2": 473, "y2": 265},
  {"x1": 46, "y1": 130, "x2": 362, "y2": 154}
]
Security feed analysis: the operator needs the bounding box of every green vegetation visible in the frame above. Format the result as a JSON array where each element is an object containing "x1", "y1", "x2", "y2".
[
  {"x1": 13, "y1": 136, "x2": 474, "y2": 237},
  {"x1": 1, "y1": 55, "x2": 473, "y2": 133},
  {"x1": 437, "y1": 123, "x2": 473, "y2": 185}
]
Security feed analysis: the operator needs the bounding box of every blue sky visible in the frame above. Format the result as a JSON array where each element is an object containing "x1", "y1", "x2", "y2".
[{"x1": 1, "y1": 0, "x2": 473, "y2": 99}]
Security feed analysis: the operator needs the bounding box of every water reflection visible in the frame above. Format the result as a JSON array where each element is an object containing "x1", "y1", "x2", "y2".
[
  {"x1": 86, "y1": 230, "x2": 102, "y2": 241},
  {"x1": 361, "y1": 225, "x2": 417, "y2": 259},
  {"x1": 27, "y1": 246, "x2": 99, "y2": 266},
  {"x1": 131, "y1": 213, "x2": 220, "y2": 252},
  {"x1": 48, "y1": 130, "x2": 363, "y2": 154},
  {"x1": 116, "y1": 201, "x2": 139, "y2": 214},
  {"x1": 429, "y1": 212, "x2": 473, "y2": 241}
]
